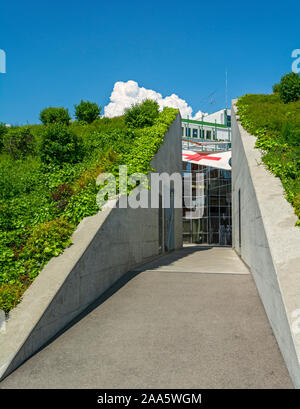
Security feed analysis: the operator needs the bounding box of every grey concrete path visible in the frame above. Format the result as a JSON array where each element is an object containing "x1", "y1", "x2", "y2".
[{"x1": 0, "y1": 247, "x2": 293, "y2": 389}]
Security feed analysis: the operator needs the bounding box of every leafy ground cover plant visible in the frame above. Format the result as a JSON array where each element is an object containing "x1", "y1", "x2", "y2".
[
  {"x1": 40, "y1": 123, "x2": 83, "y2": 165},
  {"x1": 3, "y1": 127, "x2": 35, "y2": 159},
  {"x1": 124, "y1": 99, "x2": 159, "y2": 128},
  {"x1": 278, "y1": 72, "x2": 300, "y2": 104}
]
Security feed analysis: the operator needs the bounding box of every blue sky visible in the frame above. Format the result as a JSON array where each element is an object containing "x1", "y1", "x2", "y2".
[{"x1": 0, "y1": 0, "x2": 299, "y2": 124}]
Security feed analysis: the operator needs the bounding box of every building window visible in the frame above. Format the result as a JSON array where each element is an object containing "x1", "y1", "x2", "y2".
[
  {"x1": 186, "y1": 127, "x2": 191, "y2": 137},
  {"x1": 192, "y1": 128, "x2": 198, "y2": 138},
  {"x1": 181, "y1": 127, "x2": 184, "y2": 136},
  {"x1": 206, "y1": 130, "x2": 211, "y2": 139}
]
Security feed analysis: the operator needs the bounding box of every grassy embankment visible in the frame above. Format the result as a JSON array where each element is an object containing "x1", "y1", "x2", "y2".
[
  {"x1": 236, "y1": 93, "x2": 300, "y2": 225},
  {"x1": 0, "y1": 105, "x2": 178, "y2": 312}
]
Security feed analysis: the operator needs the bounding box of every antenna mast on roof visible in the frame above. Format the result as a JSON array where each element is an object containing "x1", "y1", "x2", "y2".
[
  {"x1": 225, "y1": 70, "x2": 228, "y2": 110},
  {"x1": 209, "y1": 92, "x2": 215, "y2": 109}
]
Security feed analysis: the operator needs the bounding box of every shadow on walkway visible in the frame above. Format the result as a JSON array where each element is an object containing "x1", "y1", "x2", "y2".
[{"x1": 35, "y1": 246, "x2": 214, "y2": 356}]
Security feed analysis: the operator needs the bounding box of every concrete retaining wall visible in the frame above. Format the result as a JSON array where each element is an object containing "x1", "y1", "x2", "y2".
[
  {"x1": 0, "y1": 114, "x2": 183, "y2": 380},
  {"x1": 231, "y1": 101, "x2": 300, "y2": 388}
]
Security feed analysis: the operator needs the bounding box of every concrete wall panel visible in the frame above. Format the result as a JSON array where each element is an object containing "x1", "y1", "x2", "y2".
[{"x1": 231, "y1": 101, "x2": 300, "y2": 388}]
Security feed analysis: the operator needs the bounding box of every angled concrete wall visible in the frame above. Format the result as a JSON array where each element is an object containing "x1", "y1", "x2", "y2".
[
  {"x1": 0, "y1": 114, "x2": 182, "y2": 381},
  {"x1": 231, "y1": 101, "x2": 300, "y2": 388}
]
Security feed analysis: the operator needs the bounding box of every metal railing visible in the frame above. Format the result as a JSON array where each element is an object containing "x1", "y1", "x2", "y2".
[{"x1": 182, "y1": 137, "x2": 231, "y2": 152}]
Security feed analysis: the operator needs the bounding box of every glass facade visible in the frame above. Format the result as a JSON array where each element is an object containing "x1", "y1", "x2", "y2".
[{"x1": 182, "y1": 162, "x2": 232, "y2": 246}]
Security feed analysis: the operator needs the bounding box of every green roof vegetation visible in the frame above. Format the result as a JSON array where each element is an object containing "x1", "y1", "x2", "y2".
[
  {"x1": 237, "y1": 86, "x2": 300, "y2": 226},
  {"x1": 0, "y1": 102, "x2": 178, "y2": 313}
]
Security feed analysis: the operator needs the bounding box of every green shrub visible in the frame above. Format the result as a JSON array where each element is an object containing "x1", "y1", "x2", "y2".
[
  {"x1": 272, "y1": 83, "x2": 281, "y2": 93},
  {"x1": 3, "y1": 127, "x2": 35, "y2": 159},
  {"x1": 279, "y1": 72, "x2": 300, "y2": 103},
  {"x1": 40, "y1": 123, "x2": 83, "y2": 165},
  {"x1": 40, "y1": 107, "x2": 71, "y2": 126},
  {"x1": 74, "y1": 100, "x2": 101, "y2": 123},
  {"x1": 124, "y1": 99, "x2": 159, "y2": 128},
  {"x1": 0, "y1": 283, "x2": 24, "y2": 313}
]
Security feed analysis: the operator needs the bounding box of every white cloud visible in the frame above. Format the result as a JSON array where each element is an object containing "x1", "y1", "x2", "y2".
[{"x1": 104, "y1": 80, "x2": 207, "y2": 119}]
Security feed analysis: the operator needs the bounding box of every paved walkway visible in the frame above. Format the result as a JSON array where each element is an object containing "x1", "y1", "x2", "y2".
[{"x1": 0, "y1": 247, "x2": 293, "y2": 388}]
